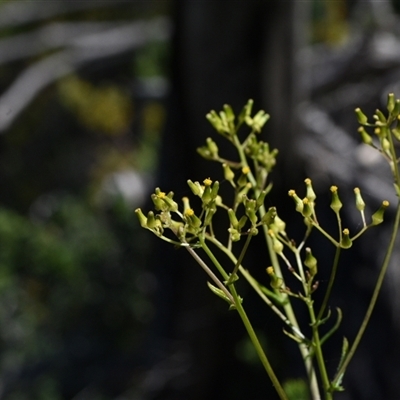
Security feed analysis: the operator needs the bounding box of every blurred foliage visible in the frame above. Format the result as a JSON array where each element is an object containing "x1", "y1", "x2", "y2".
[
  {"x1": 0, "y1": 196, "x2": 154, "y2": 398},
  {"x1": 311, "y1": 1, "x2": 350, "y2": 45},
  {"x1": 0, "y1": 0, "x2": 171, "y2": 398},
  {"x1": 58, "y1": 76, "x2": 134, "y2": 137}
]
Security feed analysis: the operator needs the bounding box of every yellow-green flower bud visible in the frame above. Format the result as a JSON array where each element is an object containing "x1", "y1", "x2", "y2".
[
  {"x1": 206, "y1": 110, "x2": 224, "y2": 133},
  {"x1": 187, "y1": 180, "x2": 203, "y2": 196},
  {"x1": 371, "y1": 200, "x2": 389, "y2": 225},
  {"x1": 237, "y1": 215, "x2": 248, "y2": 230},
  {"x1": 358, "y1": 127, "x2": 373, "y2": 145},
  {"x1": 387, "y1": 93, "x2": 396, "y2": 113},
  {"x1": 246, "y1": 206, "x2": 258, "y2": 225},
  {"x1": 304, "y1": 178, "x2": 316, "y2": 202},
  {"x1": 304, "y1": 247, "x2": 318, "y2": 277},
  {"x1": 249, "y1": 227, "x2": 259, "y2": 236},
  {"x1": 135, "y1": 208, "x2": 147, "y2": 228},
  {"x1": 146, "y1": 211, "x2": 159, "y2": 229},
  {"x1": 228, "y1": 227, "x2": 241, "y2": 242},
  {"x1": 211, "y1": 180, "x2": 220, "y2": 200},
  {"x1": 182, "y1": 196, "x2": 191, "y2": 213},
  {"x1": 197, "y1": 146, "x2": 213, "y2": 160},
  {"x1": 252, "y1": 110, "x2": 270, "y2": 133},
  {"x1": 330, "y1": 186, "x2": 342, "y2": 213},
  {"x1": 203, "y1": 177, "x2": 212, "y2": 187},
  {"x1": 393, "y1": 99, "x2": 400, "y2": 116},
  {"x1": 353, "y1": 187, "x2": 365, "y2": 211},
  {"x1": 206, "y1": 137, "x2": 219, "y2": 157},
  {"x1": 185, "y1": 208, "x2": 202, "y2": 229},
  {"x1": 202, "y1": 186, "x2": 213, "y2": 206},
  {"x1": 288, "y1": 189, "x2": 303, "y2": 213},
  {"x1": 355, "y1": 108, "x2": 368, "y2": 125},
  {"x1": 162, "y1": 192, "x2": 178, "y2": 212},
  {"x1": 266, "y1": 266, "x2": 283, "y2": 289},
  {"x1": 374, "y1": 109, "x2": 387, "y2": 123},
  {"x1": 151, "y1": 193, "x2": 167, "y2": 211},
  {"x1": 301, "y1": 198, "x2": 313, "y2": 218},
  {"x1": 238, "y1": 99, "x2": 254, "y2": 125},
  {"x1": 201, "y1": 178, "x2": 214, "y2": 206},
  {"x1": 261, "y1": 206, "x2": 276, "y2": 226},
  {"x1": 218, "y1": 111, "x2": 231, "y2": 134},
  {"x1": 340, "y1": 228, "x2": 352, "y2": 249},
  {"x1": 381, "y1": 137, "x2": 390, "y2": 152},
  {"x1": 272, "y1": 214, "x2": 286, "y2": 234},
  {"x1": 223, "y1": 103, "x2": 235, "y2": 122},
  {"x1": 256, "y1": 189, "x2": 268, "y2": 209},
  {"x1": 269, "y1": 230, "x2": 283, "y2": 254},
  {"x1": 222, "y1": 163, "x2": 235, "y2": 182},
  {"x1": 204, "y1": 205, "x2": 217, "y2": 226},
  {"x1": 237, "y1": 173, "x2": 248, "y2": 187},
  {"x1": 228, "y1": 208, "x2": 239, "y2": 229}
]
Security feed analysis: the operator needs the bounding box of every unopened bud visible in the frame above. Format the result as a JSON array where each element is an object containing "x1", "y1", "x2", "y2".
[
  {"x1": 288, "y1": 189, "x2": 303, "y2": 213},
  {"x1": 135, "y1": 208, "x2": 147, "y2": 228},
  {"x1": 222, "y1": 163, "x2": 235, "y2": 182},
  {"x1": 358, "y1": 127, "x2": 373, "y2": 145},
  {"x1": 266, "y1": 266, "x2": 283, "y2": 289},
  {"x1": 353, "y1": 187, "x2": 365, "y2": 211},
  {"x1": 304, "y1": 247, "x2": 318, "y2": 277},
  {"x1": 387, "y1": 93, "x2": 396, "y2": 113},
  {"x1": 304, "y1": 178, "x2": 316, "y2": 202},
  {"x1": 261, "y1": 207, "x2": 276, "y2": 226},
  {"x1": 301, "y1": 198, "x2": 313, "y2": 218},
  {"x1": 206, "y1": 137, "x2": 219, "y2": 157},
  {"x1": 187, "y1": 180, "x2": 203, "y2": 196},
  {"x1": 340, "y1": 228, "x2": 352, "y2": 249},
  {"x1": 374, "y1": 109, "x2": 387, "y2": 123},
  {"x1": 371, "y1": 200, "x2": 389, "y2": 225},
  {"x1": 355, "y1": 108, "x2": 368, "y2": 125},
  {"x1": 330, "y1": 186, "x2": 342, "y2": 213},
  {"x1": 268, "y1": 230, "x2": 283, "y2": 254}
]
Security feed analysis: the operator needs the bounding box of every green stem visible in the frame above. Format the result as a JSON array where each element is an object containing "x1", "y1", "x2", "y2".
[
  {"x1": 199, "y1": 234, "x2": 229, "y2": 281},
  {"x1": 231, "y1": 286, "x2": 289, "y2": 400},
  {"x1": 387, "y1": 119, "x2": 400, "y2": 184},
  {"x1": 204, "y1": 233, "x2": 321, "y2": 400},
  {"x1": 227, "y1": 232, "x2": 252, "y2": 283},
  {"x1": 185, "y1": 246, "x2": 234, "y2": 304},
  {"x1": 317, "y1": 246, "x2": 341, "y2": 321},
  {"x1": 310, "y1": 221, "x2": 340, "y2": 247},
  {"x1": 232, "y1": 133, "x2": 320, "y2": 399},
  {"x1": 332, "y1": 200, "x2": 400, "y2": 387},
  {"x1": 199, "y1": 231, "x2": 288, "y2": 399},
  {"x1": 308, "y1": 302, "x2": 332, "y2": 399}
]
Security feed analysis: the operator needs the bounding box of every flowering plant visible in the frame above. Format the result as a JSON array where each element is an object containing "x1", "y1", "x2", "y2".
[{"x1": 136, "y1": 95, "x2": 400, "y2": 399}]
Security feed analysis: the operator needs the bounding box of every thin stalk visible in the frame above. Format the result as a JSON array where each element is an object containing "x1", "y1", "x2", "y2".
[
  {"x1": 185, "y1": 246, "x2": 234, "y2": 304},
  {"x1": 386, "y1": 119, "x2": 400, "y2": 184},
  {"x1": 232, "y1": 133, "x2": 320, "y2": 399},
  {"x1": 199, "y1": 230, "x2": 288, "y2": 399},
  {"x1": 310, "y1": 221, "x2": 340, "y2": 247},
  {"x1": 205, "y1": 233, "x2": 321, "y2": 400},
  {"x1": 228, "y1": 232, "x2": 252, "y2": 283},
  {"x1": 332, "y1": 200, "x2": 400, "y2": 387},
  {"x1": 308, "y1": 301, "x2": 332, "y2": 399},
  {"x1": 233, "y1": 290, "x2": 289, "y2": 400},
  {"x1": 198, "y1": 235, "x2": 229, "y2": 281},
  {"x1": 317, "y1": 246, "x2": 341, "y2": 321}
]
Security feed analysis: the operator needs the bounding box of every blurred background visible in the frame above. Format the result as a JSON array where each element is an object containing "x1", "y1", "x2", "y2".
[{"x1": 0, "y1": 1, "x2": 400, "y2": 399}]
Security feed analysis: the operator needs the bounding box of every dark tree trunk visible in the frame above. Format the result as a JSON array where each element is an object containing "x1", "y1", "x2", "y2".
[{"x1": 149, "y1": 2, "x2": 302, "y2": 399}]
